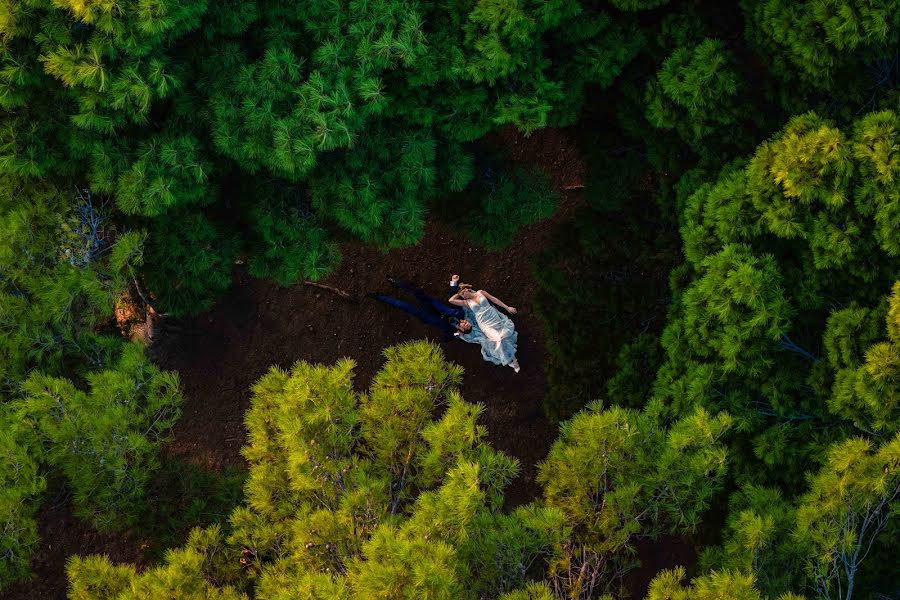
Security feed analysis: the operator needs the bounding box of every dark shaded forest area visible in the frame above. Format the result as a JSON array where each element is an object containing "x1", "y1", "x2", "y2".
[{"x1": 1, "y1": 0, "x2": 898, "y2": 599}]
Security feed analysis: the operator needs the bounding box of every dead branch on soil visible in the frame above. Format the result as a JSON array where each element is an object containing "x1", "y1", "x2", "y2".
[
  {"x1": 563, "y1": 183, "x2": 584, "y2": 190},
  {"x1": 304, "y1": 280, "x2": 354, "y2": 300},
  {"x1": 133, "y1": 277, "x2": 166, "y2": 316}
]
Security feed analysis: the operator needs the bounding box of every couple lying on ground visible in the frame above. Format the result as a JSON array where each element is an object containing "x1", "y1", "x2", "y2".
[{"x1": 368, "y1": 275, "x2": 521, "y2": 372}]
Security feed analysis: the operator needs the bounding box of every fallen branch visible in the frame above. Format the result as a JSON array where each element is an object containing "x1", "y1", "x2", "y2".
[
  {"x1": 133, "y1": 277, "x2": 166, "y2": 317},
  {"x1": 563, "y1": 183, "x2": 585, "y2": 190},
  {"x1": 304, "y1": 280, "x2": 353, "y2": 300}
]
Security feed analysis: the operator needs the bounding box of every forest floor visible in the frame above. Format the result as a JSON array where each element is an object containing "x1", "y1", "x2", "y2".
[
  {"x1": 3, "y1": 128, "x2": 693, "y2": 599},
  {"x1": 153, "y1": 125, "x2": 586, "y2": 507}
]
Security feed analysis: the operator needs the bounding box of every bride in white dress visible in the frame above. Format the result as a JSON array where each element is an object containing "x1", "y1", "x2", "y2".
[{"x1": 449, "y1": 287, "x2": 521, "y2": 372}]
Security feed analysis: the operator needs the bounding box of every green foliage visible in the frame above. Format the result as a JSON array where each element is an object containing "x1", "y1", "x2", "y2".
[
  {"x1": 742, "y1": 0, "x2": 900, "y2": 94},
  {"x1": 645, "y1": 103, "x2": 900, "y2": 598},
  {"x1": 0, "y1": 0, "x2": 660, "y2": 346},
  {"x1": 499, "y1": 581, "x2": 556, "y2": 600},
  {"x1": 825, "y1": 284, "x2": 900, "y2": 432},
  {"x1": 852, "y1": 109, "x2": 900, "y2": 256},
  {"x1": 68, "y1": 342, "x2": 561, "y2": 598},
  {"x1": 248, "y1": 199, "x2": 340, "y2": 286},
  {"x1": 702, "y1": 434, "x2": 900, "y2": 600},
  {"x1": 68, "y1": 526, "x2": 245, "y2": 600},
  {"x1": 680, "y1": 244, "x2": 791, "y2": 376},
  {"x1": 794, "y1": 434, "x2": 900, "y2": 600},
  {"x1": 0, "y1": 344, "x2": 183, "y2": 589},
  {"x1": 67, "y1": 555, "x2": 138, "y2": 600},
  {"x1": 144, "y1": 211, "x2": 238, "y2": 316},
  {"x1": 427, "y1": 36, "x2": 900, "y2": 600},
  {"x1": 17, "y1": 344, "x2": 182, "y2": 530},
  {"x1": 306, "y1": 128, "x2": 434, "y2": 248},
  {"x1": 0, "y1": 171, "x2": 185, "y2": 589},
  {"x1": 653, "y1": 108, "x2": 900, "y2": 471},
  {"x1": 645, "y1": 39, "x2": 744, "y2": 147},
  {"x1": 611, "y1": 0, "x2": 670, "y2": 10},
  {"x1": 440, "y1": 164, "x2": 559, "y2": 251},
  {"x1": 680, "y1": 160, "x2": 757, "y2": 266},
  {"x1": 0, "y1": 178, "x2": 139, "y2": 393},
  {"x1": 645, "y1": 567, "x2": 805, "y2": 600},
  {"x1": 2, "y1": 0, "x2": 900, "y2": 597},
  {"x1": 196, "y1": 0, "x2": 643, "y2": 247},
  {"x1": 747, "y1": 113, "x2": 861, "y2": 271},
  {"x1": 700, "y1": 485, "x2": 805, "y2": 597},
  {"x1": 114, "y1": 134, "x2": 213, "y2": 217},
  {"x1": 538, "y1": 402, "x2": 732, "y2": 596},
  {"x1": 207, "y1": 2, "x2": 426, "y2": 180},
  {"x1": 28, "y1": 0, "x2": 200, "y2": 124},
  {"x1": 0, "y1": 411, "x2": 44, "y2": 586}
]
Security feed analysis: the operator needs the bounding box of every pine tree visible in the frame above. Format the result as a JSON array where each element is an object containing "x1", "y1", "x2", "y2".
[
  {"x1": 700, "y1": 485, "x2": 806, "y2": 597},
  {"x1": 826, "y1": 282, "x2": 900, "y2": 433},
  {"x1": 499, "y1": 581, "x2": 557, "y2": 600},
  {"x1": 0, "y1": 172, "x2": 184, "y2": 589},
  {"x1": 247, "y1": 198, "x2": 339, "y2": 286},
  {"x1": 645, "y1": 567, "x2": 806, "y2": 600},
  {"x1": 144, "y1": 210, "x2": 238, "y2": 316},
  {"x1": 18, "y1": 343, "x2": 182, "y2": 530},
  {"x1": 794, "y1": 433, "x2": 900, "y2": 600},
  {"x1": 22, "y1": 0, "x2": 205, "y2": 129},
  {"x1": 742, "y1": 0, "x2": 900, "y2": 97},
  {"x1": 678, "y1": 244, "x2": 791, "y2": 376},
  {"x1": 677, "y1": 108, "x2": 900, "y2": 301},
  {"x1": 651, "y1": 106, "x2": 900, "y2": 491},
  {"x1": 645, "y1": 38, "x2": 745, "y2": 149},
  {"x1": 68, "y1": 342, "x2": 560, "y2": 598},
  {"x1": 852, "y1": 109, "x2": 900, "y2": 257},
  {"x1": 0, "y1": 0, "x2": 653, "y2": 286},
  {"x1": 0, "y1": 411, "x2": 44, "y2": 587},
  {"x1": 1, "y1": 3, "x2": 898, "y2": 597},
  {"x1": 537, "y1": 402, "x2": 732, "y2": 597},
  {"x1": 114, "y1": 133, "x2": 213, "y2": 217},
  {"x1": 0, "y1": 178, "x2": 141, "y2": 395},
  {"x1": 746, "y1": 112, "x2": 867, "y2": 274},
  {"x1": 679, "y1": 161, "x2": 759, "y2": 265}
]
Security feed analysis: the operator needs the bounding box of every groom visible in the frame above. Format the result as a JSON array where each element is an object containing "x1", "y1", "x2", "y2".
[{"x1": 368, "y1": 276, "x2": 474, "y2": 342}]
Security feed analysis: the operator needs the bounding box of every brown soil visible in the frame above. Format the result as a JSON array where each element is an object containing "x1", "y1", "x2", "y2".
[
  {"x1": 2, "y1": 127, "x2": 693, "y2": 599},
  {"x1": 152, "y1": 126, "x2": 585, "y2": 505},
  {"x1": 2, "y1": 127, "x2": 583, "y2": 599},
  {"x1": 155, "y1": 217, "x2": 576, "y2": 499},
  {"x1": 155, "y1": 143, "x2": 579, "y2": 504},
  {"x1": 1, "y1": 490, "x2": 149, "y2": 600}
]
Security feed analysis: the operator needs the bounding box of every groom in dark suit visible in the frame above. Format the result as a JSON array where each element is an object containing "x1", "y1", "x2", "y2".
[{"x1": 368, "y1": 276, "x2": 473, "y2": 342}]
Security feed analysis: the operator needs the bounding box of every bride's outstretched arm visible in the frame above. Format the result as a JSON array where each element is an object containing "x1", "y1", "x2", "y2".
[
  {"x1": 448, "y1": 293, "x2": 467, "y2": 307},
  {"x1": 479, "y1": 290, "x2": 517, "y2": 314}
]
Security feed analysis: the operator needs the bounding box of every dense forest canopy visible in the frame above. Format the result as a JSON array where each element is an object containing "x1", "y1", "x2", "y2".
[{"x1": 1, "y1": 0, "x2": 899, "y2": 598}]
